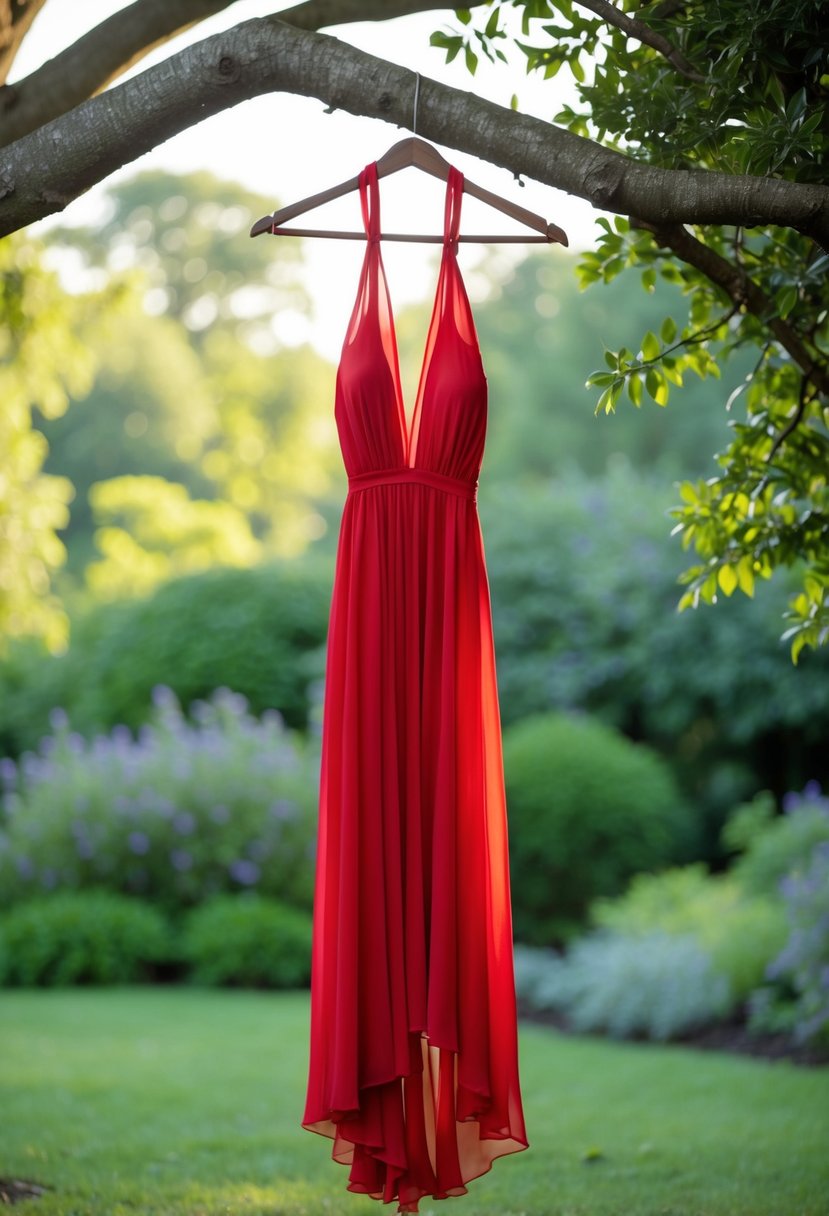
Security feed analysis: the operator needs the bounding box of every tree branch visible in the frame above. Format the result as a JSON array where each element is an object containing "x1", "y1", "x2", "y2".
[
  {"x1": 0, "y1": 0, "x2": 487, "y2": 149},
  {"x1": 0, "y1": 0, "x2": 242, "y2": 147},
  {"x1": 0, "y1": 17, "x2": 827, "y2": 249},
  {"x1": 0, "y1": 0, "x2": 47, "y2": 84},
  {"x1": 280, "y1": 0, "x2": 488, "y2": 30},
  {"x1": 638, "y1": 218, "x2": 829, "y2": 397},
  {"x1": 574, "y1": 0, "x2": 705, "y2": 83}
]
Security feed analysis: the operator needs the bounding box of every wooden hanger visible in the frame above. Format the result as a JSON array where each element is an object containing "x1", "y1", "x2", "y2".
[{"x1": 249, "y1": 137, "x2": 569, "y2": 246}]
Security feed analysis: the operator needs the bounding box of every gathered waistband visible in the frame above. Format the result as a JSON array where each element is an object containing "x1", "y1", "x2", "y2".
[{"x1": 347, "y1": 467, "x2": 478, "y2": 502}]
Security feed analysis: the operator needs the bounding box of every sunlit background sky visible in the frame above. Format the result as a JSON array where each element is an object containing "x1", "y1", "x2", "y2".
[{"x1": 15, "y1": 0, "x2": 602, "y2": 360}]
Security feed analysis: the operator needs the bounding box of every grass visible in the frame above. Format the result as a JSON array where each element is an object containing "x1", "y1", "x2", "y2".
[{"x1": 0, "y1": 986, "x2": 827, "y2": 1216}]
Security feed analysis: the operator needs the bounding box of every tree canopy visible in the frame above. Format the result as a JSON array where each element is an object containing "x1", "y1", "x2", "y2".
[{"x1": 1, "y1": 0, "x2": 827, "y2": 657}]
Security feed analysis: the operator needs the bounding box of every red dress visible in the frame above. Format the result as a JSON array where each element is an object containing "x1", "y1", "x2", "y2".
[{"x1": 301, "y1": 161, "x2": 529, "y2": 1213}]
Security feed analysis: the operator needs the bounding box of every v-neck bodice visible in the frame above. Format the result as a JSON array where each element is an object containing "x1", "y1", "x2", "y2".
[{"x1": 335, "y1": 161, "x2": 487, "y2": 494}]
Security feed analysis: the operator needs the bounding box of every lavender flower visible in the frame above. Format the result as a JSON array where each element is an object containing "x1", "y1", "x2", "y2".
[
  {"x1": 173, "y1": 811, "x2": 196, "y2": 836},
  {"x1": 128, "y1": 831, "x2": 150, "y2": 855},
  {"x1": 151, "y1": 685, "x2": 177, "y2": 710},
  {"x1": 229, "y1": 859, "x2": 260, "y2": 885},
  {"x1": 0, "y1": 683, "x2": 314, "y2": 913},
  {"x1": 270, "y1": 799, "x2": 298, "y2": 821}
]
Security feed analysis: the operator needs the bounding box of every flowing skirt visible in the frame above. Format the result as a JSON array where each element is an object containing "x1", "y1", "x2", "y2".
[{"x1": 301, "y1": 480, "x2": 528, "y2": 1213}]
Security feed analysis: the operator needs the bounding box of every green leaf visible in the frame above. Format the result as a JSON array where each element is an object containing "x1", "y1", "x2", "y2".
[
  {"x1": 586, "y1": 371, "x2": 617, "y2": 387},
  {"x1": 464, "y1": 44, "x2": 478, "y2": 75},
  {"x1": 628, "y1": 372, "x2": 643, "y2": 407},
  {"x1": 791, "y1": 631, "x2": 809, "y2": 666},
  {"x1": 429, "y1": 31, "x2": 462, "y2": 63},
  {"x1": 718, "y1": 564, "x2": 738, "y2": 596},
  {"x1": 642, "y1": 331, "x2": 660, "y2": 361},
  {"x1": 661, "y1": 316, "x2": 677, "y2": 343},
  {"x1": 777, "y1": 286, "x2": 798, "y2": 319},
  {"x1": 510, "y1": 93, "x2": 519, "y2": 111},
  {"x1": 641, "y1": 267, "x2": 657, "y2": 293},
  {"x1": 570, "y1": 54, "x2": 585, "y2": 83},
  {"x1": 596, "y1": 385, "x2": 614, "y2": 415},
  {"x1": 484, "y1": 7, "x2": 499, "y2": 38},
  {"x1": 645, "y1": 368, "x2": 669, "y2": 405},
  {"x1": 736, "y1": 556, "x2": 755, "y2": 597}
]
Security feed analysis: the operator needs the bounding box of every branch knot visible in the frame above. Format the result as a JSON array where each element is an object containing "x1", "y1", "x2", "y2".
[{"x1": 215, "y1": 53, "x2": 240, "y2": 84}]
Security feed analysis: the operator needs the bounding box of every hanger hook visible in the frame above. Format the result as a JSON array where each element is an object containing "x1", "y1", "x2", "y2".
[{"x1": 413, "y1": 72, "x2": 420, "y2": 137}]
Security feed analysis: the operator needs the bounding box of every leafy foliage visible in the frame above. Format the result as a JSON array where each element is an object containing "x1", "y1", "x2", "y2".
[
  {"x1": 434, "y1": 0, "x2": 829, "y2": 657},
  {"x1": 0, "y1": 889, "x2": 173, "y2": 986},
  {"x1": 748, "y1": 839, "x2": 829, "y2": 1047},
  {"x1": 181, "y1": 894, "x2": 312, "y2": 988},
  {"x1": 513, "y1": 930, "x2": 735, "y2": 1041},
  {"x1": 0, "y1": 687, "x2": 317, "y2": 916},
  {"x1": 38, "y1": 172, "x2": 341, "y2": 590},
  {"x1": 0, "y1": 236, "x2": 102, "y2": 655},
  {"x1": 588, "y1": 863, "x2": 789, "y2": 1000},
  {"x1": 85, "y1": 475, "x2": 262, "y2": 600},
  {"x1": 47, "y1": 170, "x2": 308, "y2": 340},
  {"x1": 480, "y1": 469, "x2": 829, "y2": 837},
  {"x1": 502, "y1": 710, "x2": 692, "y2": 946},
  {"x1": 722, "y1": 783, "x2": 829, "y2": 898},
  {"x1": 0, "y1": 559, "x2": 330, "y2": 755}
]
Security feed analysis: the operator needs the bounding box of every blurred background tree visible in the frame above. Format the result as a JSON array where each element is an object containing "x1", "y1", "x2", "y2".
[{"x1": 33, "y1": 171, "x2": 342, "y2": 608}]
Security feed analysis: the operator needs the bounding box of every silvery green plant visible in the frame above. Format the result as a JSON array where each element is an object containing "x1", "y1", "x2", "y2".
[
  {"x1": 514, "y1": 930, "x2": 733, "y2": 1042},
  {"x1": 0, "y1": 686, "x2": 317, "y2": 914}
]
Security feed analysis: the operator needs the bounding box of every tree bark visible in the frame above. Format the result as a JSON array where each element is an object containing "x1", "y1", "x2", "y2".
[
  {"x1": 0, "y1": 16, "x2": 827, "y2": 246},
  {"x1": 0, "y1": 0, "x2": 486, "y2": 148},
  {"x1": 0, "y1": 0, "x2": 47, "y2": 83}
]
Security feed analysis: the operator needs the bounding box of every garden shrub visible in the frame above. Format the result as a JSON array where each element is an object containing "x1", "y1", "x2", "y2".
[
  {"x1": 721, "y1": 783, "x2": 829, "y2": 898},
  {"x1": 0, "y1": 558, "x2": 331, "y2": 754},
  {"x1": 503, "y1": 710, "x2": 693, "y2": 945},
  {"x1": 512, "y1": 931, "x2": 733, "y2": 1041},
  {"x1": 0, "y1": 686, "x2": 317, "y2": 915},
  {"x1": 588, "y1": 863, "x2": 789, "y2": 1000},
  {"x1": 747, "y1": 839, "x2": 829, "y2": 1048},
  {"x1": 182, "y1": 894, "x2": 312, "y2": 988},
  {"x1": 480, "y1": 468, "x2": 829, "y2": 841},
  {"x1": 0, "y1": 889, "x2": 174, "y2": 986}
]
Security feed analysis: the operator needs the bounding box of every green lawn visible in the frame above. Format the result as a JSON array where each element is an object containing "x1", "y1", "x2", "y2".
[{"x1": 1, "y1": 987, "x2": 827, "y2": 1216}]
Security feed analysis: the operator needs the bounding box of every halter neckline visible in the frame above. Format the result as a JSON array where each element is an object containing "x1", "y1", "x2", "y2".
[{"x1": 358, "y1": 161, "x2": 464, "y2": 247}]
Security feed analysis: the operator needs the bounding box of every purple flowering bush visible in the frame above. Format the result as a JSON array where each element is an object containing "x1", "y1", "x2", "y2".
[
  {"x1": 722, "y1": 782, "x2": 829, "y2": 898},
  {"x1": 747, "y1": 838, "x2": 829, "y2": 1047},
  {"x1": 718, "y1": 781, "x2": 829, "y2": 1047},
  {"x1": 0, "y1": 685, "x2": 318, "y2": 915}
]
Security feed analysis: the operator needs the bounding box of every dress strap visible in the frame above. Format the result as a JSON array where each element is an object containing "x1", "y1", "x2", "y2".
[
  {"x1": 359, "y1": 162, "x2": 381, "y2": 244},
  {"x1": 444, "y1": 166, "x2": 463, "y2": 249}
]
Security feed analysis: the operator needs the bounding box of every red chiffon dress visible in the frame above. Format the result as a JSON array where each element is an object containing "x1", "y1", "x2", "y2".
[{"x1": 301, "y1": 161, "x2": 529, "y2": 1213}]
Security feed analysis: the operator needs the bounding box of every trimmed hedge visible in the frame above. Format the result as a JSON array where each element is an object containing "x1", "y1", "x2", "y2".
[
  {"x1": 0, "y1": 890, "x2": 174, "y2": 986},
  {"x1": 181, "y1": 894, "x2": 312, "y2": 988},
  {"x1": 503, "y1": 710, "x2": 694, "y2": 945},
  {"x1": 0, "y1": 558, "x2": 331, "y2": 756}
]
